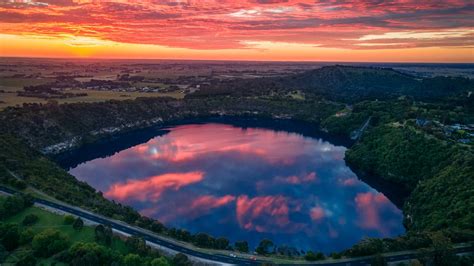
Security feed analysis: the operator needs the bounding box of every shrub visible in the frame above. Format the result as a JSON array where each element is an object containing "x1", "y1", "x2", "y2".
[
  {"x1": 32, "y1": 229, "x2": 69, "y2": 257},
  {"x1": 304, "y1": 251, "x2": 325, "y2": 261},
  {"x1": 72, "y1": 217, "x2": 84, "y2": 231},
  {"x1": 172, "y1": 253, "x2": 190, "y2": 266},
  {"x1": 22, "y1": 214, "x2": 39, "y2": 226},
  {"x1": 63, "y1": 215, "x2": 75, "y2": 225}
]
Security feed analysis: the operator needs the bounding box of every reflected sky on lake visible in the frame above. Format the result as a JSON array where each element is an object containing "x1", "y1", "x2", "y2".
[{"x1": 69, "y1": 123, "x2": 404, "y2": 252}]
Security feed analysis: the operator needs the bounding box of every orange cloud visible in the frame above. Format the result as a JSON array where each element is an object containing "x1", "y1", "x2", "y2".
[
  {"x1": 0, "y1": 0, "x2": 473, "y2": 61},
  {"x1": 105, "y1": 171, "x2": 204, "y2": 202}
]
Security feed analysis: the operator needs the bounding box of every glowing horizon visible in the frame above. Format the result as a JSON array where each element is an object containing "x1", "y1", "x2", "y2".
[{"x1": 0, "y1": 0, "x2": 473, "y2": 62}]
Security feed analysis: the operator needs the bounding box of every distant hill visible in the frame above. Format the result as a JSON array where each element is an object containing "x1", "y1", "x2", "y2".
[
  {"x1": 280, "y1": 65, "x2": 474, "y2": 102},
  {"x1": 187, "y1": 65, "x2": 474, "y2": 102}
]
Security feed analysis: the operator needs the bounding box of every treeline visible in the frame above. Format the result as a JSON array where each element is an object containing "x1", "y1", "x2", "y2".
[
  {"x1": 343, "y1": 231, "x2": 474, "y2": 265},
  {"x1": 281, "y1": 65, "x2": 474, "y2": 102},
  {"x1": 188, "y1": 65, "x2": 474, "y2": 103},
  {"x1": 0, "y1": 96, "x2": 341, "y2": 151}
]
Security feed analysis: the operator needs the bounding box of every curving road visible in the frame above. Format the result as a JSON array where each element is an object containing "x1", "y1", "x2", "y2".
[{"x1": 1, "y1": 186, "x2": 472, "y2": 265}]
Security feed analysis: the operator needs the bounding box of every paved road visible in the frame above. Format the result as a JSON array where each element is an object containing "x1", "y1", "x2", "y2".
[
  {"x1": 350, "y1": 116, "x2": 372, "y2": 141},
  {"x1": 1, "y1": 186, "x2": 472, "y2": 265}
]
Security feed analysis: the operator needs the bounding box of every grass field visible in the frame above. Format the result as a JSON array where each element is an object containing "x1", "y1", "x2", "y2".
[
  {"x1": 0, "y1": 77, "x2": 55, "y2": 89},
  {"x1": 4, "y1": 206, "x2": 96, "y2": 243},
  {"x1": 0, "y1": 89, "x2": 185, "y2": 110},
  {"x1": 0, "y1": 196, "x2": 130, "y2": 264}
]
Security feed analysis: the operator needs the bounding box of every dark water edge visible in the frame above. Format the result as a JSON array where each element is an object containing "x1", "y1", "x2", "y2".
[
  {"x1": 54, "y1": 115, "x2": 406, "y2": 212},
  {"x1": 347, "y1": 166, "x2": 411, "y2": 210}
]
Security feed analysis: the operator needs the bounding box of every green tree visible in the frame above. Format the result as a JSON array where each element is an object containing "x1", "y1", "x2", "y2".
[
  {"x1": 0, "y1": 223, "x2": 20, "y2": 251},
  {"x1": 194, "y1": 233, "x2": 215, "y2": 248},
  {"x1": 72, "y1": 251, "x2": 100, "y2": 266},
  {"x1": 72, "y1": 217, "x2": 84, "y2": 231},
  {"x1": 0, "y1": 243, "x2": 7, "y2": 262},
  {"x1": 63, "y1": 215, "x2": 75, "y2": 225},
  {"x1": 32, "y1": 229, "x2": 69, "y2": 257},
  {"x1": 235, "y1": 240, "x2": 249, "y2": 253},
  {"x1": 123, "y1": 254, "x2": 142, "y2": 266},
  {"x1": 22, "y1": 214, "x2": 39, "y2": 226},
  {"x1": 151, "y1": 257, "x2": 170, "y2": 266},
  {"x1": 150, "y1": 221, "x2": 165, "y2": 233},
  {"x1": 125, "y1": 236, "x2": 149, "y2": 256},
  {"x1": 345, "y1": 238, "x2": 384, "y2": 257},
  {"x1": 15, "y1": 251, "x2": 37, "y2": 266},
  {"x1": 430, "y1": 232, "x2": 455, "y2": 266},
  {"x1": 94, "y1": 224, "x2": 113, "y2": 245},
  {"x1": 19, "y1": 228, "x2": 35, "y2": 245},
  {"x1": 215, "y1": 237, "x2": 230, "y2": 250},
  {"x1": 305, "y1": 251, "x2": 325, "y2": 261},
  {"x1": 68, "y1": 241, "x2": 121, "y2": 265},
  {"x1": 256, "y1": 239, "x2": 274, "y2": 255},
  {"x1": 2, "y1": 195, "x2": 26, "y2": 217},
  {"x1": 172, "y1": 253, "x2": 191, "y2": 266}
]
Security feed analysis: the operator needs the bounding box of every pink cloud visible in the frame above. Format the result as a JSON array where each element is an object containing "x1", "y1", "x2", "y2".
[
  {"x1": 144, "y1": 194, "x2": 236, "y2": 223},
  {"x1": 341, "y1": 177, "x2": 358, "y2": 186},
  {"x1": 236, "y1": 195, "x2": 305, "y2": 233},
  {"x1": 354, "y1": 192, "x2": 392, "y2": 234},
  {"x1": 310, "y1": 206, "x2": 325, "y2": 221},
  {"x1": 1, "y1": 0, "x2": 472, "y2": 51},
  {"x1": 105, "y1": 171, "x2": 204, "y2": 202},
  {"x1": 191, "y1": 195, "x2": 236, "y2": 210},
  {"x1": 275, "y1": 172, "x2": 317, "y2": 185},
  {"x1": 129, "y1": 124, "x2": 331, "y2": 165}
]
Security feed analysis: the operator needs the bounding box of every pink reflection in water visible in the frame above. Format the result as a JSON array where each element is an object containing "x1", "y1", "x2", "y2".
[
  {"x1": 143, "y1": 194, "x2": 236, "y2": 223},
  {"x1": 236, "y1": 195, "x2": 306, "y2": 233},
  {"x1": 128, "y1": 124, "x2": 338, "y2": 165},
  {"x1": 69, "y1": 123, "x2": 404, "y2": 252},
  {"x1": 275, "y1": 172, "x2": 318, "y2": 185},
  {"x1": 355, "y1": 192, "x2": 395, "y2": 235},
  {"x1": 310, "y1": 206, "x2": 326, "y2": 222},
  {"x1": 105, "y1": 171, "x2": 204, "y2": 202}
]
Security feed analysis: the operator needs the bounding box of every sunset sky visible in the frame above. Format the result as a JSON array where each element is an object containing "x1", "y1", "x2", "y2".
[{"x1": 0, "y1": 0, "x2": 473, "y2": 62}]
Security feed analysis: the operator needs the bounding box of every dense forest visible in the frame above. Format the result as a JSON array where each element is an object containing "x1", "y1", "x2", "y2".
[{"x1": 1, "y1": 65, "x2": 473, "y2": 264}]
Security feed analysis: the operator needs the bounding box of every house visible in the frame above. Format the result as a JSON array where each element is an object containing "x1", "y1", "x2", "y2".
[{"x1": 416, "y1": 118, "x2": 430, "y2": 127}]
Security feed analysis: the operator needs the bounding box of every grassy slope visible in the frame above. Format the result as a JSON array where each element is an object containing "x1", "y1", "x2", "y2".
[
  {"x1": 0, "y1": 196, "x2": 130, "y2": 264},
  {"x1": 3, "y1": 206, "x2": 95, "y2": 243}
]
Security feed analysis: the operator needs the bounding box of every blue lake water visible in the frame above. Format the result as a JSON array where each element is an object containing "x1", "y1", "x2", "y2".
[{"x1": 67, "y1": 122, "x2": 404, "y2": 252}]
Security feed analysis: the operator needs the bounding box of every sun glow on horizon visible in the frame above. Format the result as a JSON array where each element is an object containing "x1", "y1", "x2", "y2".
[{"x1": 1, "y1": 33, "x2": 472, "y2": 62}]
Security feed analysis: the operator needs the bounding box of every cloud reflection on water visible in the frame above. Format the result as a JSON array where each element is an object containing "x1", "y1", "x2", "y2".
[{"x1": 69, "y1": 123, "x2": 404, "y2": 252}]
